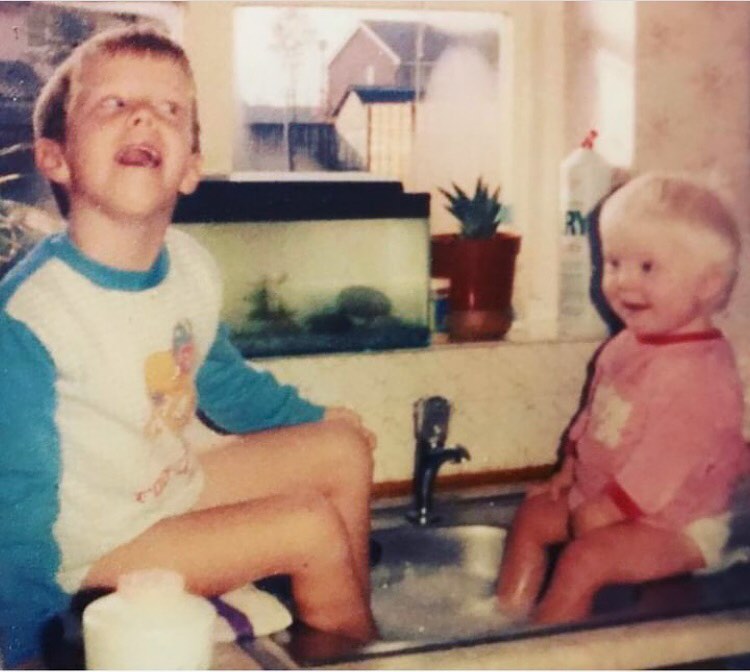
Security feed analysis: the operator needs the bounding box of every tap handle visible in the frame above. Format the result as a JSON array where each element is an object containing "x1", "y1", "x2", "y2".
[{"x1": 413, "y1": 396, "x2": 451, "y2": 448}]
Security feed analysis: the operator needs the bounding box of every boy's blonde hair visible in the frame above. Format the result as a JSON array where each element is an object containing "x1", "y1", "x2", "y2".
[
  {"x1": 33, "y1": 26, "x2": 201, "y2": 216},
  {"x1": 600, "y1": 172, "x2": 741, "y2": 311}
]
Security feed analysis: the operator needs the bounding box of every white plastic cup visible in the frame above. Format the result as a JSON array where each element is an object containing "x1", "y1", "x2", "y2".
[{"x1": 83, "y1": 569, "x2": 216, "y2": 670}]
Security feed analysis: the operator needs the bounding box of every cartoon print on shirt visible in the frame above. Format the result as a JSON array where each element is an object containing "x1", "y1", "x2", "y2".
[
  {"x1": 139, "y1": 320, "x2": 198, "y2": 502},
  {"x1": 144, "y1": 319, "x2": 197, "y2": 439},
  {"x1": 589, "y1": 383, "x2": 633, "y2": 448}
]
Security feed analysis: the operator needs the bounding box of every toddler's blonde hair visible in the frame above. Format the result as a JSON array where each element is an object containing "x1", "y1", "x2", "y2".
[{"x1": 600, "y1": 172, "x2": 741, "y2": 311}]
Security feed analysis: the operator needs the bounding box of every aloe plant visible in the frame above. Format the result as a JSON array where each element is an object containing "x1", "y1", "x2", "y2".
[{"x1": 439, "y1": 178, "x2": 505, "y2": 239}]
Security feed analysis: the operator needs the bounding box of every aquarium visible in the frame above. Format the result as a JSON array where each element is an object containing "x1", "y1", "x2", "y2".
[{"x1": 174, "y1": 178, "x2": 430, "y2": 358}]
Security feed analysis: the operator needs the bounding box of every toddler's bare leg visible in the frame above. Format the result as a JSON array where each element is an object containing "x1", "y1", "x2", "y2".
[
  {"x1": 84, "y1": 491, "x2": 376, "y2": 641},
  {"x1": 534, "y1": 521, "x2": 705, "y2": 624},
  {"x1": 496, "y1": 493, "x2": 570, "y2": 615},
  {"x1": 195, "y1": 419, "x2": 374, "y2": 600}
]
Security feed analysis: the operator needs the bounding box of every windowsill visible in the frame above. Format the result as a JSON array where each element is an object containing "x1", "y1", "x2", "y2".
[
  {"x1": 210, "y1": 170, "x2": 400, "y2": 183},
  {"x1": 253, "y1": 325, "x2": 604, "y2": 364},
  {"x1": 430, "y1": 322, "x2": 606, "y2": 348}
]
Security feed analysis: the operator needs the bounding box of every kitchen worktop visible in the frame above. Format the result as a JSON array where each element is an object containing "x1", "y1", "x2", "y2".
[{"x1": 214, "y1": 608, "x2": 750, "y2": 669}]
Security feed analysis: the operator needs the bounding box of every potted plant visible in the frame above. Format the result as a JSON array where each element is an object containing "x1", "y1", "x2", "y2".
[{"x1": 431, "y1": 178, "x2": 521, "y2": 341}]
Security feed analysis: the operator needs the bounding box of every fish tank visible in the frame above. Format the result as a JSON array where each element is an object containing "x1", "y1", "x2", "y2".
[{"x1": 173, "y1": 178, "x2": 431, "y2": 358}]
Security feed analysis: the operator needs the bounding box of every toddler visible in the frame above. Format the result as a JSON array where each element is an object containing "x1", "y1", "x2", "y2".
[
  {"x1": 0, "y1": 27, "x2": 376, "y2": 667},
  {"x1": 497, "y1": 172, "x2": 750, "y2": 623}
]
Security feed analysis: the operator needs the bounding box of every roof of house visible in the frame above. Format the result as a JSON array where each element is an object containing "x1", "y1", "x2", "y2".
[
  {"x1": 362, "y1": 20, "x2": 453, "y2": 63},
  {"x1": 332, "y1": 85, "x2": 416, "y2": 116},
  {"x1": 351, "y1": 86, "x2": 417, "y2": 104}
]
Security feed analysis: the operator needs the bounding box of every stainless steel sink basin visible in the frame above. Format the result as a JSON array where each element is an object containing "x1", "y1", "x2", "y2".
[
  {"x1": 277, "y1": 489, "x2": 750, "y2": 668},
  {"x1": 370, "y1": 525, "x2": 510, "y2": 641}
]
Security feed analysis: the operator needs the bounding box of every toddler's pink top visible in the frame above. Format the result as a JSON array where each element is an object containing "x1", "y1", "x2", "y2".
[{"x1": 567, "y1": 329, "x2": 750, "y2": 529}]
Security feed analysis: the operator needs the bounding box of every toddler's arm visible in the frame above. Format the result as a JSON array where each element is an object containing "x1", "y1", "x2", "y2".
[{"x1": 527, "y1": 455, "x2": 575, "y2": 500}]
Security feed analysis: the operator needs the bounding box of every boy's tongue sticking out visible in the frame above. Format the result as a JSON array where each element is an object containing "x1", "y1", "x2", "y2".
[{"x1": 117, "y1": 144, "x2": 162, "y2": 168}]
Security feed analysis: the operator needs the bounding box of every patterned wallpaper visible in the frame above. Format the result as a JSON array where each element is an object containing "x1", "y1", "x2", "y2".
[{"x1": 634, "y1": 2, "x2": 750, "y2": 349}]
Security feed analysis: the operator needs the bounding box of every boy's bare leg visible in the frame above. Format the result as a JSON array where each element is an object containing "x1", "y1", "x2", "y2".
[
  {"x1": 534, "y1": 521, "x2": 705, "y2": 624},
  {"x1": 195, "y1": 418, "x2": 374, "y2": 600},
  {"x1": 496, "y1": 492, "x2": 570, "y2": 616},
  {"x1": 83, "y1": 491, "x2": 376, "y2": 641}
]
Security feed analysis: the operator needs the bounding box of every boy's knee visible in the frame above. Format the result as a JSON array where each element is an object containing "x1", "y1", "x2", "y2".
[
  {"x1": 318, "y1": 422, "x2": 374, "y2": 478},
  {"x1": 288, "y1": 490, "x2": 356, "y2": 561},
  {"x1": 287, "y1": 490, "x2": 350, "y2": 547}
]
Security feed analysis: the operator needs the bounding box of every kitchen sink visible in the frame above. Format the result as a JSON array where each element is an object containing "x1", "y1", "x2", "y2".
[
  {"x1": 273, "y1": 489, "x2": 750, "y2": 667},
  {"x1": 370, "y1": 524, "x2": 509, "y2": 641}
]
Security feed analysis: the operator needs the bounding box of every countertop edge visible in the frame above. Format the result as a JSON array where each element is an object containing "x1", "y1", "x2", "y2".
[{"x1": 319, "y1": 609, "x2": 750, "y2": 670}]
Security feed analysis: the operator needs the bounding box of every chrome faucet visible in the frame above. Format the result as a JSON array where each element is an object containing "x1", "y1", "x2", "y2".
[{"x1": 407, "y1": 396, "x2": 470, "y2": 525}]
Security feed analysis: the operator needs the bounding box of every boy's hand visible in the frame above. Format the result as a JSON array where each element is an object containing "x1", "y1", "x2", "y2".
[{"x1": 324, "y1": 406, "x2": 377, "y2": 451}]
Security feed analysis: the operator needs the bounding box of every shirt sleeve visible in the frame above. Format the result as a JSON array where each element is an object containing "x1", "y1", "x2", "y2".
[
  {"x1": 195, "y1": 323, "x2": 325, "y2": 434},
  {"x1": 613, "y1": 354, "x2": 737, "y2": 516},
  {"x1": 0, "y1": 313, "x2": 68, "y2": 666}
]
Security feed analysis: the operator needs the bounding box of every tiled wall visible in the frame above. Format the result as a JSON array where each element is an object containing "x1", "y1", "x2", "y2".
[{"x1": 263, "y1": 339, "x2": 598, "y2": 484}]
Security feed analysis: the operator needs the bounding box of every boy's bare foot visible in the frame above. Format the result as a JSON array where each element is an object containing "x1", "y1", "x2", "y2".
[{"x1": 327, "y1": 614, "x2": 378, "y2": 643}]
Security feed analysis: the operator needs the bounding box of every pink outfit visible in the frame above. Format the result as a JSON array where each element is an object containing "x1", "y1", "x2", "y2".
[{"x1": 567, "y1": 329, "x2": 750, "y2": 530}]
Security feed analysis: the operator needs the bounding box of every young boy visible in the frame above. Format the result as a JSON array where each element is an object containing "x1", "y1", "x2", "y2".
[
  {"x1": 0, "y1": 27, "x2": 377, "y2": 667},
  {"x1": 497, "y1": 172, "x2": 750, "y2": 623}
]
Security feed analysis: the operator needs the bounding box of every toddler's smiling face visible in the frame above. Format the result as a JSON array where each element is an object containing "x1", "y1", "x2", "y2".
[{"x1": 601, "y1": 217, "x2": 718, "y2": 336}]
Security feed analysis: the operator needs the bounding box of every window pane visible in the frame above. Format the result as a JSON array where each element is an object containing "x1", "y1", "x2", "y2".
[{"x1": 233, "y1": 5, "x2": 505, "y2": 230}]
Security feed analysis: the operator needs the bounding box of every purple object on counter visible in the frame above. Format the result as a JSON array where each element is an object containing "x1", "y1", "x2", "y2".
[{"x1": 208, "y1": 595, "x2": 255, "y2": 642}]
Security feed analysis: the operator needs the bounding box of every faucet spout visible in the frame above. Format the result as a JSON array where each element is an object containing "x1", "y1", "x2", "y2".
[
  {"x1": 439, "y1": 446, "x2": 471, "y2": 465},
  {"x1": 407, "y1": 444, "x2": 471, "y2": 526}
]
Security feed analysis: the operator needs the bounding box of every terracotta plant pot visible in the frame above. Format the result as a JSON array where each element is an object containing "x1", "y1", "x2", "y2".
[{"x1": 431, "y1": 231, "x2": 522, "y2": 341}]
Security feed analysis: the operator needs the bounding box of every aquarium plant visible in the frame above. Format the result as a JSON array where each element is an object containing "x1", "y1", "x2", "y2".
[{"x1": 243, "y1": 274, "x2": 300, "y2": 335}]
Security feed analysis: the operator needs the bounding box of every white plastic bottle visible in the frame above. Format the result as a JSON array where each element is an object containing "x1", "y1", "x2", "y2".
[
  {"x1": 82, "y1": 569, "x2": 216, "y2": 670},
  {"x1": 558, "y1": 129, "x2": 613, "y2": 340}
]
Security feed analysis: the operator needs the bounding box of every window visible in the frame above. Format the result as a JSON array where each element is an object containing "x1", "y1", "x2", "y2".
[
  {"x1": 1, "y1": 2, "x2": 565, "y2": 343},
  {"x1": 233, "y1": 4, "x2": 505, "y2": 234},
  {"x1": 223, "y1": 2, "x2": 564, "y2": 341}
]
